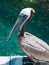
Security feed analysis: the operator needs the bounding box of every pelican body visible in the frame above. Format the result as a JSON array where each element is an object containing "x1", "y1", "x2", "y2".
[{"x1": 7, "y1": 8, "x2": 49, "y2": 62}]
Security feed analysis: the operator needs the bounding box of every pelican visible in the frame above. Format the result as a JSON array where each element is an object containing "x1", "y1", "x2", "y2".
[{"x1": 7, "y1": 8, "x2": 49, "y2": 62}]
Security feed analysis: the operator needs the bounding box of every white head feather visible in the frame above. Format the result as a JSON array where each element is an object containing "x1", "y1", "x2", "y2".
[{"x1": 19, "y1": 8, "x2": 35, "y2": 18}]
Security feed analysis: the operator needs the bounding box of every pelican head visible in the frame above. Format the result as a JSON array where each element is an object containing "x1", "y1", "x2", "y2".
[{"x1": 7, "y1": 8, "x2": 35, "y2": 41}]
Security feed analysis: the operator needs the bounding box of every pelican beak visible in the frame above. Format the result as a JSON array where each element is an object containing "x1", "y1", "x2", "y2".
[
  {"x1": 7, "y1": 15, "x2": 28, "y2": 41},
  {"x1": 7, "y1": 17, "x2": 21, "y2": 41}
]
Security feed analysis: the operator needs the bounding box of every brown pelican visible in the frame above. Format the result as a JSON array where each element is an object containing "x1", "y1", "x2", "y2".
[{"x1": 7, "y1": 8, "x2": 49, "y2": 62}]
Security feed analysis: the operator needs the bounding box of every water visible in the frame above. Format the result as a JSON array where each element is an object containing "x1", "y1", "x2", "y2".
[{"x1": 0, "y1": 0, "x2": 49, "y2": 56}]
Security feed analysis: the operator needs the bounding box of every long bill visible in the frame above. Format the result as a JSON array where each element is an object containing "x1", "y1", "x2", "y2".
[
  {"x1": 7, "y1": 15, "x2": 28, "y2": 41},
  {"x1": 7, "y1": 17, "x2": 21, "y2": 41}
]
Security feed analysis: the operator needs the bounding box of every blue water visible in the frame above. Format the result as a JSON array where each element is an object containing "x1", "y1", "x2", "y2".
[{"x1": 0, "y1": 0, "x2": 49, "y2": 56}]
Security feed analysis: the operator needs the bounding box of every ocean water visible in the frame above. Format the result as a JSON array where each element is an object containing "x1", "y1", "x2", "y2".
[{"x1": 0, "y1": 0, "x2": 49, "y2": 56}]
